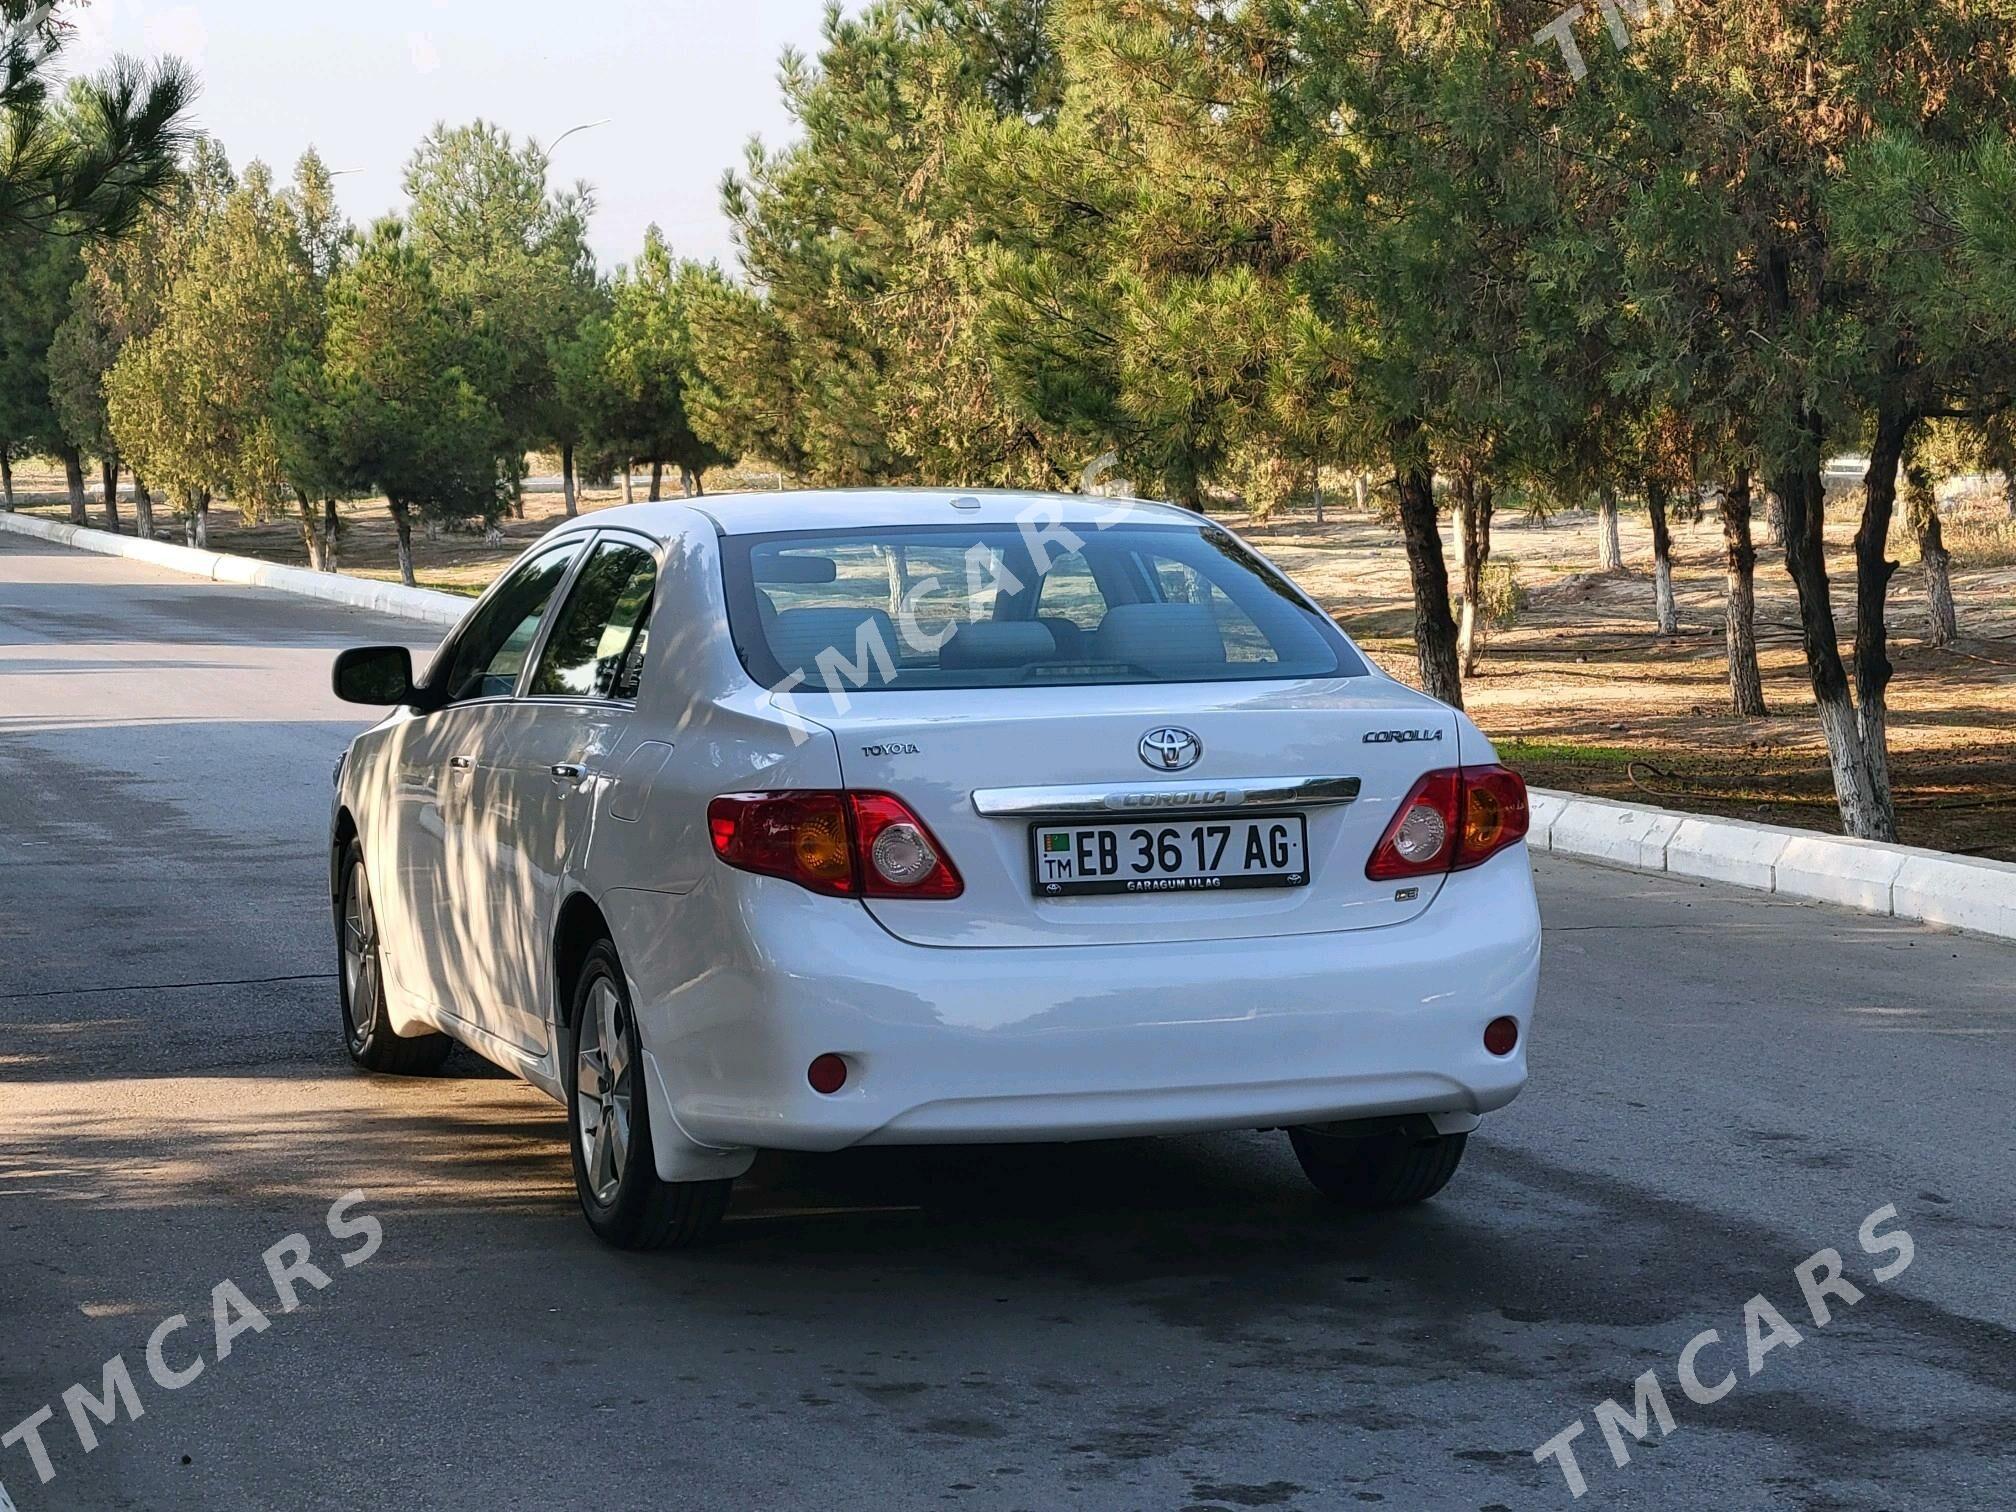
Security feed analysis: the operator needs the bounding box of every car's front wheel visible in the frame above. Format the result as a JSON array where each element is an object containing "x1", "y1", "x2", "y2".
[
  {"x1": 567, "y1": 940, "x2": 733, "y2": 1250},
  {"x1": 338, "y1": 840, "x2": 454, "y2": 1076},
  {"x1": 1288, "y1": 1122, "x2": 1468, "y2": 1208}
]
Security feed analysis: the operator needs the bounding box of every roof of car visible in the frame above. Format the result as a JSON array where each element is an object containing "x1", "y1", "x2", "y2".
[{"x1": 552, "y1": 488, "x2": 1205, "y2": 542}]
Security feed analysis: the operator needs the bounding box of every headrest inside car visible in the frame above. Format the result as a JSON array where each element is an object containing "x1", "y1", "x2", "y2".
[
  {"x1": 754, "y1": 554, "x2": 840, "y2": 585},
  {"x1": 939, "y1": 621, "x2": 1058, "y2": 671},
  {"x1": 1093, "y1": 603, "x2": 1226, "y2": 674},
  {"x1": 768, "y1": 607, "x2": 899, "y2": 683}
]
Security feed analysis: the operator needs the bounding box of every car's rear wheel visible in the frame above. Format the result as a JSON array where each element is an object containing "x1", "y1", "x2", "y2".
[
  {"x1": 567, "y1": 940, "x2": 733, "y2": 1250},
  {"x1": 338, "y1": 840, "x2": 454, "y2": 1076},
  {"x1": 1288, "y1": 1122, "x2": 1468, "y2": 1207}
]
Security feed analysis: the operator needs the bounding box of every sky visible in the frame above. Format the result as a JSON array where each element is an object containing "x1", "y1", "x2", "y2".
[{"x1": 62, "y1": 0, "x2": 837, "y2": 274}]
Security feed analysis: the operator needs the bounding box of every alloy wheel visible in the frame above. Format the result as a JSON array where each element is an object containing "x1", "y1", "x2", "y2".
[
  {"x1": 575, "y1": 977, "x2": 634, "y2": 1205},
  {"x1": 341, "y1": 862, "x2": 378, "y2": 1049}
]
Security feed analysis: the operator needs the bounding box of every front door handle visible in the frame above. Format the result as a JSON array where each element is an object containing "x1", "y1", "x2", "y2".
[
  {"x1": 448, "y1": 755, "x2": 474, "y2": 771},
  {"x1": 550, "y1": 763, "x2": 588, "y2": 785}
]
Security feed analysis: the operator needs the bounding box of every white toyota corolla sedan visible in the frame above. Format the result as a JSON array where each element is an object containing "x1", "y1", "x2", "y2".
[{"x1": 330, "y1": 490, "x2": 1541, "y2": 1248}]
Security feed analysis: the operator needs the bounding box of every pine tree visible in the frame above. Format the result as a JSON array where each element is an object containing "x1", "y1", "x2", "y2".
[
  {"x1": 965, "y1": 0, "x2": 1302, "y2": 510},
  {"x1": 0, "y1": 3, "x2": 195, "y2": 237},
  {"x1": 403, "y1": 120, "x2": 601, "y2": 514},
  {"x1": 300, "y1": 219, "x2": 510, "y2": 587},
  {"x1": 104, "y1": 161, "x2": 318, "y2": 549},
  {"x1": 600, "y1": 230, "x2": 733, "y2": 500},
  {"x1": 1281, "y1": 1, "x2": 1556, "y2": 708},
  {"x1": 0, "y1": 225, "x2": 81, "y2": 514},
  {"x1": 698, "y1": 0, "x2": 1063, "y2": 487},
  {"x1": 1532, "y1": 0, "x2": 2016, "y2": 839}
]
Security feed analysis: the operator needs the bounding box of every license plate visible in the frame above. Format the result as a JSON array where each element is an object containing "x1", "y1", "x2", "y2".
[{"x1": 1030, "y1": 814, "x2": 1310, "y2": 897}]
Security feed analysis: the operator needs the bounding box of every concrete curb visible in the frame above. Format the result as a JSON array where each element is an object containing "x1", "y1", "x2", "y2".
[
  {"x1": 8, "y1": 507, "x2": 2010, "y2": 944},
  {"x1": 1529, "y1": 788, "x2": 2016, "y2": 943},
  {"x1": 0, "y1": 510, "x2": 468, "y2": 627}
]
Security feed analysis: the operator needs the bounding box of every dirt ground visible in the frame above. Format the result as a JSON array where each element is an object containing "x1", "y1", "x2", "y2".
[
  {"x1": 1250, "y1": 502, "x2": 2016, "y2": 862},
  {"x1": 10, "y1": 463, "x2": 2013, "y2": 859}
]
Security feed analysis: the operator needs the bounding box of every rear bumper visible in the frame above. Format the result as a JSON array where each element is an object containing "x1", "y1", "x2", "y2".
[{"x1": 611, "y1": 848, "x2": 1541, "y2": 1157}]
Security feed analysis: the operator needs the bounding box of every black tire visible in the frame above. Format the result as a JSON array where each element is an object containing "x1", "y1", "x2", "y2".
[
  {"x1": 566, "y1": 940, "x2": 733, "y2": 1250},
  {"x1": 337, "y1": 839, "x2": 455, "y2": 1076},
  {"x1": 1288, "y1": 1124, "x2": 1468, "y2": 1208}
]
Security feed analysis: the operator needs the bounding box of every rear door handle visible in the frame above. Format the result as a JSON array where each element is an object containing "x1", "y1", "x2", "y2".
[
  {"x1": 448, "y1": 756, "x2": 474, "y2": 771},
  {"x1": 550, "y1": 763, "x2": 588, "y2": 785}
]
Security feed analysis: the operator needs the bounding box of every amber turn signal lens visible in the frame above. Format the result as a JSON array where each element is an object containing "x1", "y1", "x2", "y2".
[
  {"x1": 1464, "y1": 787, "x2": 1506, "y2": 853},
  {"x1": 793, "y1": 810, "x2": 852, "y2": 881}
]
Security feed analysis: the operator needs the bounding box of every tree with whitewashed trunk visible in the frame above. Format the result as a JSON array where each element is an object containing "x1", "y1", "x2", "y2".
[
  {"x1": 106, "y1": 162, "x2": 318, "y2": 554},
  {"x1": 279, "y1": 149, "x2": 355, "y2": 568},
  {"x1": 1594, "y1": 481, "x2": 1624, "y2": 571},
  {"x1": 403, "y1": 120, "x2": 601, "y2": 521},
  {"x1": 1901, "y1": 460, "x2": 1957, "y2": 650},
  {"x1": 1635, "y1": 413, "x2": 1702, "y2": 639},
  {"x1": 293, "y1": 219, "x2": 511, "y2": 588},
  {"x1": 1284, "y1": 2, "x2": 1558, "y2": 710},
  {"x1": 45, "y1": 145, "x2": 229, "y2": 542},
  {"x1": 45, "y1": 289, "x2": 122, "y2": 531},
  {"x1": 1645, "y1": 478, "x2": 1678, "y2": 635},
  {"x1": 1900, "y1": 419, "x2": 1985, "y2": 651},
  {"x1": 1452, "y1": 463, "x2": 1498, "y2": 678},
  {"x1": 1717, "y1": 463, "x2": 1768, "y2": 717},
  {"x1": 1530, "y1": 0, "x2": 2016, "y2": 841},
  {"x1": 546, "y1": 296, "x2": 613, "y2": 519},
  {"x1": 599, "y1": 230, "x2": 733, "y2": 500},
  {"x1": 1762, "y1": 491, "x2": 1786, "y2": 547},
  {"x1": 0, "y1": 212, "x2": 81, "y2": 516},
  {"x1": 1982, "y1": 415, "x2": 2016, "y2": 521}
]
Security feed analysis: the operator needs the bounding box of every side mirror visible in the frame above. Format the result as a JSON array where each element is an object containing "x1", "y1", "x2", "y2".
[{"x1": 333, "y1": 646, "x2": 416, "y2": 706}]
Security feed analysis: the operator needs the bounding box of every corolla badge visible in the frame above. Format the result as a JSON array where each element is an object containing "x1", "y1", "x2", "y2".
[
  {"x1": 1139, "y1": 726, "x2": 1204, "y2": 772},
  {"x1": 1363, "y1": 729, "x2": 1445, "y2": 745}
]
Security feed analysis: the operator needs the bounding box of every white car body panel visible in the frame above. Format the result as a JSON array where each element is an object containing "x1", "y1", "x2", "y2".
[
  {"x1": 333, "y1": 491, "x2": 1543, "y2": 1184},
  {"x1": 800, "y1": 682, "x2": 1463, "y2": 948}
]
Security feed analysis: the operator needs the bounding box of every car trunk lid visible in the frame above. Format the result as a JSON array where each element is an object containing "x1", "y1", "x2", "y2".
[{"x1": 793, "y1": 679, "x2": 1465, "y2": 948}]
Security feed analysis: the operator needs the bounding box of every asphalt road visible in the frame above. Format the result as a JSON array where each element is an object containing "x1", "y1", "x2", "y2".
[{"x1": 2, "y1": 532, "x2": 2011, "y2": 1512}]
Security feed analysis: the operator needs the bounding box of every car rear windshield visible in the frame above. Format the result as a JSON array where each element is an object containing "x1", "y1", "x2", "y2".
[{"x1": 721, "y1": 521, "x2": 1367, "y2": 693}]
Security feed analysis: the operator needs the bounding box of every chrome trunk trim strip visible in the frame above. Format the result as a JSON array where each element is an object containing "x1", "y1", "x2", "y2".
[{"x1": 972, "y1": 775, "x2": 1362, "y2": 819}]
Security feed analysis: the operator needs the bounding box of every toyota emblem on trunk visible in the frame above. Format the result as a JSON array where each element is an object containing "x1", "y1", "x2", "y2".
[{"x1": 1139, "y1": 727, "x2": 1203, "y2": 772}]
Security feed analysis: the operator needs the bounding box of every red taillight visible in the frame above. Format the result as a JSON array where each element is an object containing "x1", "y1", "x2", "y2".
[
  {"x1": 848, "y1": 793, "x2": 964, "y2": 899},
  {"x1": 1365, "y1": 769, "x2": 1462, "y2": 880},
  {"x1": 1366, "y1": 765, "x2": 1529, "y2": 881},
  {"x1": 707, "y1": 792, "x2": 964, "y2": 900},
  {"x1": 708, "y1": 792, "x2": 857, "y2": 895}
]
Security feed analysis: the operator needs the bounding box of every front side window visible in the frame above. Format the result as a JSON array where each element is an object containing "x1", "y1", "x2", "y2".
[
  {"x1": 530, "y1": 540, "x2": 659, "y2": 701},
  {"x1": 723, "y1": 522, "x2": 1365, "y2": 693},
  {"x1": 437, "y1": 544, "x2": 582, "y2": 703}
]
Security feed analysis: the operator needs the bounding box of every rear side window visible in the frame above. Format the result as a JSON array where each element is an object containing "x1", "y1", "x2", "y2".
[
  {"x1": 531, "y1": 540, "x2": 658, "y2": 701},
  {"x1": 722, "y1": 521, "x2": 1365, "y2": 693}
]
